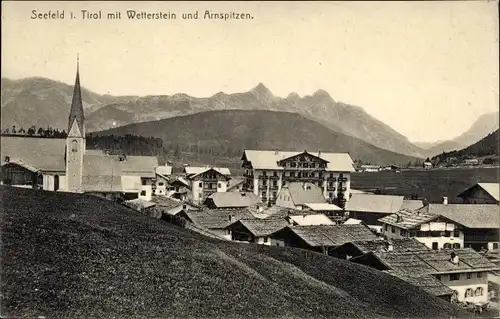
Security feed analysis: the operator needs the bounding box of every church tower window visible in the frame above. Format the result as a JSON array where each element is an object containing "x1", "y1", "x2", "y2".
[{"x1": 71, "y1": 140, "x2": 78, "y2": 152}]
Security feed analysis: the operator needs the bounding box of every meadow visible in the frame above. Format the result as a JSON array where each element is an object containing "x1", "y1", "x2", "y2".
[{"x1": 350, "y1": 167, "x2": 499, "y2": 203}]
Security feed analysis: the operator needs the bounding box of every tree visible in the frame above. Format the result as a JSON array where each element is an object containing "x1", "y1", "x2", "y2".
[
  {"x1": 174, "y1": 144, "x2": 180, "y2": 159},
  {"x1": 37, "y1": 127, "x2": 43, "y2": 135},
  {"x1": 12, "y1": 125, "x2": 16, "y2": 134}
]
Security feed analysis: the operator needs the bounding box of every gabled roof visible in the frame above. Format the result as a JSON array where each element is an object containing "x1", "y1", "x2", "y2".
[
  {"x1": 419, "y1": 204, "x2": 499, "y2": 229},
  {"x1": 206, "y1": 192, "x2": 261, "y2": 208},
  {"x1": 256, "y1": 206, "x2": 316, "y2": 219},
  {"x1": 347, "y1": 238, "x2": 429, "y2": 254},
  {"x1": 378, "y1": 208, "x2": 440, "y2": 230},
  {"x1": 345, "y1": 194, "x2": 404, "y2": 214},
  {"x1": 83, "y1": 154, "x2": 158, "y2": 178},
  {"x1": 227, "y1": 177, "x2": 244, "y2": 191},
  {"x1": 384, "y1": 270, "x2": 453, "y2": 297},
  {"x1": 81, "y1": 175, "x2": 123, "y2": 193},
  {"x1": 242, "y1": 150, "x2": 355, "y2": 172},
  {"x1": 156, "y1": 165, "x2": 173, "y2": 177},
  {"x1": 184, "y1": 166, "x2": 231, "y2": 177},
  {"x1": 274, "y1": 224, "x2": 380, "y2": 247},
  {"x1": 183, "y1": 208, "x2": 255, "y2": 229},
  {"x1": 230, "y1": 219, "x2": 289, "y2": 237},
  {"x1": 457, "y1": 183, "x2": 499, "y2": 202},
  {"x1": 401, "y1": 200, "x2": 424, "y2": 210},
  {"x1": 304, "y1": 203, "x2": 342, "y2": 211},
  {"x1": 350, "y1": 189, "x2": 374, "y2": 195},
  {"x1": 366, "y1": 248, "x2": 499, "y2": 275},
  {"x1": 283, "y1": 182, "x2": 327, "y2": 206},
  {"x1": 1, "y1": 136, "x2": 66, "y2": 172},
  {"x1": 343, "y1": 218, "x2": 363, "y2": 225},
  {"x1": 287, "y1": 214, "x2": 335, "y2": 226}
]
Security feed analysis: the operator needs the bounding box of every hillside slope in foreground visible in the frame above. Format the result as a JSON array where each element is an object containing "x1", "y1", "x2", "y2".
[{"x1": 0, "y1": 187, "x2": 466, "y2": 318}]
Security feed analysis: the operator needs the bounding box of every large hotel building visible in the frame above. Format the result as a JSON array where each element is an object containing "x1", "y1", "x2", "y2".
[{"x1": 241, "y1": 150, "x2": 355, "y2": 205}]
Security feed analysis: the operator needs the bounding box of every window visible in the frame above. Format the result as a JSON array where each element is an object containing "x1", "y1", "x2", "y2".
[
  {"x1": 453, "y1": 230, "x2": 460, "y2": 237},
  {"x1": 465, "y1": 288, "x2": 473, "y2": 298},
  {"x1": 272, "y1": 192, "x2": 277, "y2": 198},
  {"x1": 449, "y1": 274, "x2": 460, "y2": 281},
  {"x1": 453, "y1": 243, "x2": 461, "y2": 249},
  {"x1": 409, "y1": 230, "x2": 417, "y2": 237},
  {"x1": 466, "y1": 273, "x2": 472, "y2": 279},
  {"x1": 384, "y1": 224, "x2": 388, "y2": 232},
  {"x1": 290, "y1": 172, "x2": 295, "y2": 177},
  {"x1": 330, "y1": 173, "x2": 334, "y2": 178},
  {"x1": 198, "y1": 182, "x2": 202, "y2": 187},
  {"x1": 391, "y1": 226, "x2": 395, "y2": 234},
  {"x1": 443, "y1": 243, "x2": 452, "y2": 249},
  {"x1": 400, "y1": 229, "x2": 407, "y2": 237},
  {"x1": 432, "y1": 242, "x2": 438, "y2": 250},
  {"x1": 477, "y1": 272, "x2": 482, "y2": 278},
  {"x1": 140, "y1": 190, "x2": 146, "y2": 196},
  {"x1": 141, "y1": 178, "x2": 147, "y2": 186},
  {"x1": 444, "y1": 231, "x2": 451, "y2": 237},
  {"x1": 329, "y1": 192, "x2": 334, "y2": 198},
  {"x1": 262, "y1": 171, "x2": 267, "y2": 176},
  {"x1": 218, "y1": 182, "x2": 222, "y2": 189},
  {"x1": 493, "y1": 243, "x2": 499, "y2": 250},
  {"x1": 71, "y1": 140, "x2": 78, "y2": 152},
  {"x1": 273, "y1": 181, "x2": 277, "y2": 187},
  {"x1": 158, "y1": 182, "x2": 164, "y2": 186},
  {"x1": 261, "y1": 192, "x2": 266, "y2": 197},
  {"x1": 263, "y1": 237, "x2": 269, "y2": 243},
  {"x1": 475, "y1": 287, "x2": 483, "y2": 296}
]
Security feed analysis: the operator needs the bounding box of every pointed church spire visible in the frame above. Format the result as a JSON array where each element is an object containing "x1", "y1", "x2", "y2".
[{"x1": 68, "y1": 54, "x2": 85, "y2": 135}]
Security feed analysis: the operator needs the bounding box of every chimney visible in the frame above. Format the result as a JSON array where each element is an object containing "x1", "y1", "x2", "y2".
[
  {"x1": 182, "y1": 204, "x2": 187, "y2": 211},
  {"x1": 450, "y1": 252, "x2": 459, "y2": 264},
  {"x1": 318, "y1": 150, "x2": 322, "y2": 158},
  {"x1": 396, "y1": 214, "x2": 403, "y2": 223},
  {"x1": 4, "y1": 156, "x2": 10, "y2": 163},
  {"x1": 442, "y1": 197, "x2": 448, "y2": 205}
]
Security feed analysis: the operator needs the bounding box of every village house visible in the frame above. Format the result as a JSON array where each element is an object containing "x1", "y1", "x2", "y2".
[
  {"x1": 378, "y1": 208, "x2": 464, "y2": 250},
  {"x1": 151, "y1": 196, "x2": 202, "y2": 217},
  {"x1": 344, "y1": 194, "x2": 405, "y2": 231},
  {"x1": 350, "y1": 248, "x2": 499, "y2": 304},
  {"x1": 359, "y1": 165, "x2": 381, "y2": 172},
  {"x1": 176, "y1": 208, "x2": 255, "y2": 239},
  {"x1": 0, "y1": 61, "x2": 158, "y2": 201},
  {"x1": 423, "y1": 159, "x2": 433, "y2": 169},
  {"x1": 226, "y1": 219, "x2": 289, "y2": 245},
  {"x1": 154, "y1": 163, "x2": 173, "y2": 196},
  {"x1": 184, "y1": 166, "x2": 231, "y2": 204},
  {"x1": 419, "y1": 203, "x2": 500, "y2": 252},
  {"x1": 269, "y1": 224, "x2": 381, "y2": 255},
  {"x1": 166, "y1": 176, "x2": 191, "y2": 200},
  {"x1": 457, "y1": 183, "x2": 499, "y2": 204},
  {"x1": 285, "y1": 213, "x2": 335, "y2": 226},
  {"x1": 276, "y1": 182, "x2": 326, "y2": 210},
  {"x1": 330, "y1": 239, "x2": 453, "y2": 301},
  {"x1": 203, "y1": 192, "x2": 262, "y2": 209},
  {"x1": 241, "y1": 149, "x2": 355, "y2": 206}
]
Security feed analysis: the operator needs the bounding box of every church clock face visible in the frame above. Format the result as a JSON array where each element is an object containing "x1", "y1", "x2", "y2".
[{"x1": 69, "y1": 155, "x2": 79, "y2": 164}]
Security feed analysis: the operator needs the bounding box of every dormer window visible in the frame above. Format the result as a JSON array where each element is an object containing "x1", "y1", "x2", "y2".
[{"x1": 71, "y1": 140, "x2": 78, "y2": 152}]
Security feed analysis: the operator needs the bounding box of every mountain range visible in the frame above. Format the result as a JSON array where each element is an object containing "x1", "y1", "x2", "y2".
[
  {"x1": 414, "y1": 111, "x2": 499, "y2": 157},
  {"x1": 1, "y1": 76, "x2": 497, "y2": 159},
  {"x1": 96, "y1": 110, "x2": 419, "y2": 165}
]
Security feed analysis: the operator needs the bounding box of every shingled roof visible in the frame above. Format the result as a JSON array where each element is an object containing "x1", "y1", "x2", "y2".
[
  {"x1": 183, "y1": 209, "x2": 255, "y2": 229},
  {"x1": 242, "y1": 150, "x2": 355, "y2": 172},
  {"x1": 285, "y1": 182, "x2": 327, "y2": 205},
  {"x1": 206, "y1": 192, "x2": 261, "y2": 208},
  {"x1": 345, "y1": 194, "x2": 404, "y2": 214},
  {"x1": 229, "y1": 219, "x2": 289, "y2": 237},
  {"x1": 349, "y1": 238, "x2": 429, "y2": 254},
  {"x1": 418, "y1": 204, "x2": 499, "y2": 229},
  {"x1": 1, "y1": 136, "x2": 66, "y2": 172},
  {"x1": 384, "y1": 270, "x2": 453, "y2": 297},
  {"x1": 276, "y1": 224, "x2": 380, "y2": 247},
  {"x1": 372, "y1": 248, "x2": 499, "y2": 275},
  {"x1": 184, "y1": 166, "x2": 231, "y2": 177},
  {"x1": 378, "y1": 208, "x2": 439, "y2": 230}
]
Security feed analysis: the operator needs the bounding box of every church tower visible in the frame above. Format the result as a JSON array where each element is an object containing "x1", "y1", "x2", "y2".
[{"x1": 66, "y1": 55, "x2": 85, "y2": 192}]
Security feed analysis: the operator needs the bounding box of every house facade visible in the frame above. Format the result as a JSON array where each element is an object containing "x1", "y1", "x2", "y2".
[
  {"x1": 241, "y1": 150, "x2": 355, "y2": 206},
  {"x1": 184, "y1": 167, "x2": 231, "y2": 204},
  {"x1": 378, "y1": 208, "x2": 464, "y2": 250}
]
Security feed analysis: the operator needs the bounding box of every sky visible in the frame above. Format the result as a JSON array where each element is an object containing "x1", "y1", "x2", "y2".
[{"x1": 2, "y1": 1, "x2": 499, "y2": 143}]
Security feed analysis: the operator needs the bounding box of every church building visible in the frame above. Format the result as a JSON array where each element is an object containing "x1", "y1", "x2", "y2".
[{"x1": 1, "y1": 59, "x2": 158, "y2": 201}]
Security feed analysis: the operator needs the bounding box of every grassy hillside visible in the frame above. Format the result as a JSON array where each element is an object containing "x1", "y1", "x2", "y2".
[
  {"x1": 96, "y1": 110, "x2": 419, "y2": 165},
  {"x1": 0, "y1": 186, "x2": 465, "y2": 318}
]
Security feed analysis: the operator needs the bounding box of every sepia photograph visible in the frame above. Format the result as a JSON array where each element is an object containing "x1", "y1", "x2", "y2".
[{"x1": 1, "y1": 1, "x2": 499, "y2": 318}]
